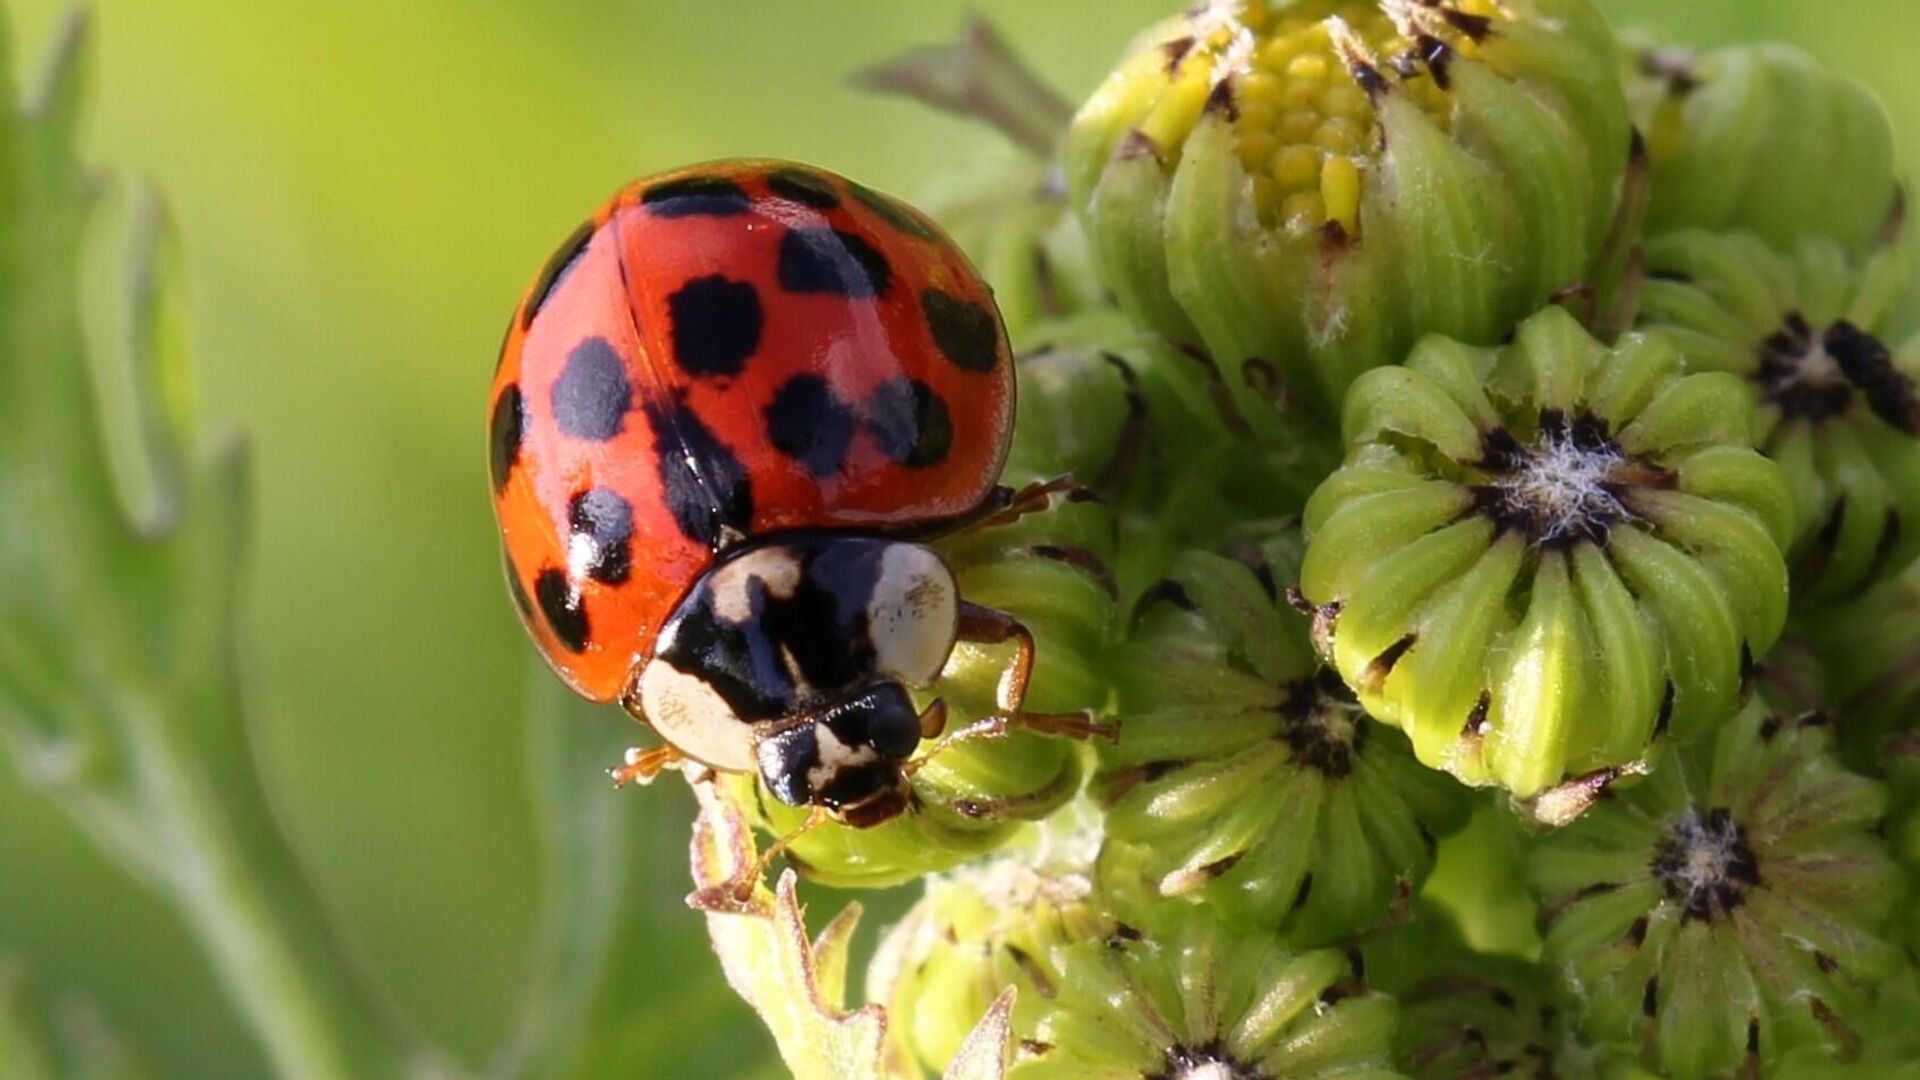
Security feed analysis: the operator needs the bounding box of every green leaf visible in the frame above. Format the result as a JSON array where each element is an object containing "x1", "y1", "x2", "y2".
[
  {"x1": 0, "y1": 16, "x2": 422, "y2": 1080},
  {"x1": 942, "y1": 990, "x2": 1013, "y2": 1080},
  {"x1": 689, "y1": 779, "x2": 897, "y2": 1080},
  {"x1": 0, "y1": 965, "x2": 159, "y2": 1080}
]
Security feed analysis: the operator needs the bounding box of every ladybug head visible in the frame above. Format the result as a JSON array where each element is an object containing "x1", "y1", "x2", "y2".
[
  {"x1": 753, "y1": 680, "x2": 923, "y2": 825},
  {"x1": 632, "y1": 533, "x2": 961, "y2": 827}
]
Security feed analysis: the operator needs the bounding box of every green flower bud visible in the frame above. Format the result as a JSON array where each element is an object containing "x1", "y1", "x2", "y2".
[
  {"x1": 1096, "y1": 528, "x2": 1471, "y2": 938},
  {"x1": 1797, "y1": 568, "x2": 1920, "y2": 769},
  {"x1": 868, "y1": 818, "x2": 1107, "y2": 1074},
  {"x1": 1638, "y1": 229, "x2": 1920, "y2": 601},
  {"x1": 748, "y1": 495, "x2": 1118, "y2": 890},
  {"x1": 1631, "y1": 43, "x2": 1901, "y2": 252},
  {"x1": 1364, "y1": 905, "x2": 1579, "y2": 1080},
  {"x1": 1008, "y1": 312, "x2": 1333, "y2": 592},
  {"x1": 1299, "y1": 305, "x2": 1794, "y2": 798},
  {"x1": 1010, "y1": 900, "x2": 1405, "y2": 1079},
  {"x1": 1067, "y1": 0, "x2": 1630, "y2": 421},
  {"x1": 1766, "y1": 970, "x2": 1920, "y2": 1079},
  {"x1": 1529, "y1": 702, "x2": 1904, "y2": 1080},
  {"x1": 1891, "y1": 740, "x2": 1920, "y2": 954}
]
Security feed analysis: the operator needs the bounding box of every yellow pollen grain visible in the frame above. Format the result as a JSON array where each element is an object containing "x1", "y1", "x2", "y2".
[
  {"x1": 1279, "y1": 77, "x2": 1321, "y2": 109},
  {"x1": 1240, "y1": 130, "x2": 1279, "y2": 162},
  {"x1": 1282, "y1": 190, "x2": 1328, "y2": 229},
  {"x1": 1280, "y1": 108, "x2": 1321, "y2": 142},
  {"x1": 1209, "y1": 0, "x2": 1483, "y2": 226},
  {"x1": 1313, "y1": 117, "x2": 1366, "y2": 153},
  {"x1": 1139, "y1": 59, "x2": 1213, "y2": 152},
  {"x1": 1260, "y1": 35, "x2": 1306, "y2": 70},
  {"x1": 1319, "y1": 83, "x2": 1370, "y2": 120},
  {"x1": 1286, "y1": 53, "x2": 1331, "y2": 81},
  {"x1": 1273, "y1": 144, "x2": 1322, "y2": 188},
  {"x1": 1322, "y1": 155, "x2": 1361, "y2": 233}
]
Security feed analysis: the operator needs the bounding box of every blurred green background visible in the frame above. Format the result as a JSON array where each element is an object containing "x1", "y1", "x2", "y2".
[{"x1": 1, "y1": 2, "x2": 1913, "y2": 1077}]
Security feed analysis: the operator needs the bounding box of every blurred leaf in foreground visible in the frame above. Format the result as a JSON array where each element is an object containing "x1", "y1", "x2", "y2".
[
  {"x1": 489, "y1": 675, "x2": 775, "y2": 1080},
  {"x1": 0, "y1": 10, "x2": 425, "y2": 1080},
  {"x1": 0, "y1": 965, "x2": 156, "y2": 1080}
]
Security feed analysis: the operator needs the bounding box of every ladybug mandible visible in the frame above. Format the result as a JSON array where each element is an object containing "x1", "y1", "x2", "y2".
[{"x1": 488, "y1": 160, "x2": 1097, "y2": 843}]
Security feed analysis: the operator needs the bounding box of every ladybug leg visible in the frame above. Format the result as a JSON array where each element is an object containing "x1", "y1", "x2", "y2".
[
  {"x1": 903, "y1": 605, "x2": 1116, "y2": 775},
  {"x1": 953, "y1": 602, "x2": 1118, "y2": 741},
  {"x1": 608, "y1": 744, "x2": 686, "y2": 788},
  {"x1": 967, "y1": 474, "x2": 1087, "y2": 533},
  {"x1": 731, "y1": 805, "x2": 829, "y2": 902}
]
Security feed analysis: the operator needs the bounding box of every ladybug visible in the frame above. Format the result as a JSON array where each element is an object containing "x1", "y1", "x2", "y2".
[{"x1": 489, "y1": 160, "x2": 1095, "y2": 838}]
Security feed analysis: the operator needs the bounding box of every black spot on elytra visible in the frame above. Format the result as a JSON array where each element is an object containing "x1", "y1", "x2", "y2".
[
  {"x1": 641, "y1": 175, "x2": 749, "y2": 217},
  {"x1": 568, "y1": 487, "x2": 635, "y2": 585},
  {"x1": 534, "y1": 568, "x2": 590, "y2": 653},
  {"x1": 646, "y1": 394, "x2": 755, "y2": 550},
  {"x1": 668, "y1": 275, "x2": 763, "y2": 378},
  {"x1": 766, "y1": 168, "x2": 840, "y2": 209},
  {"x1": 849, "y1": 183, "x2": 937, "y2": 239},
  {"x1": 778, "y1": 226, "x2": 892, "y2": 298},
  {"x1": 523, "y1": 219, "x2": 595, "y2": 330},
  {"x1": 764, "y1": 374, "x2": 856, "y2": 477},
  {"x1": 489, "y1": 384, "x2": 527, "y2": 493},
  {"x1": 551, "y1": 337, "x2": 631, "y2": 441},
  {"x1": 865, "y1": 377, "x2": 952, "y2": 468},
  {"x1": 921, "y1": 288, "x2": 1001, "y2": 373}
]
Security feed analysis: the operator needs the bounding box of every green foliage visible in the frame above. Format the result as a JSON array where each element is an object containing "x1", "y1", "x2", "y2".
[
  {"x1": 4, "y1": 3, "x2": 1920, "y2": 1080},
  {"x1": 0, "y1": 14, "x2": 418, "y2": 1080}
]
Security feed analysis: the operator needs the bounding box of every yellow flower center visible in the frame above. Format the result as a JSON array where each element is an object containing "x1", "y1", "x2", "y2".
[{"x1": 1138, "y1": 0, "x2": 1505, "y2": 234}]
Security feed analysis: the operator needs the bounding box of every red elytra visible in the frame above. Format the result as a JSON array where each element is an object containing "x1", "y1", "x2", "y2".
[{"x1": 487, "y1": 160, "x2": 1015, "y2": 703}]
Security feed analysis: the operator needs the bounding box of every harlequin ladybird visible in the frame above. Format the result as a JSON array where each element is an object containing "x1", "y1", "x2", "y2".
[{"x1": 489, "y1": 160, "x2": 1096, "y2": 838}]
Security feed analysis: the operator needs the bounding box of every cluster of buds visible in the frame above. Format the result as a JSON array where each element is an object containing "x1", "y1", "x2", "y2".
[{"x1": 708, "y1": 4, "x2": 1920, "y2": 1079}]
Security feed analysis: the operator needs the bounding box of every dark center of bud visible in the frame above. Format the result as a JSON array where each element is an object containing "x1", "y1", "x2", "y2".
[
  {"x1": 1148, "y1": 1042, "x2": 1268, "y2": 1080},
  {"x1": 1757, "y1": 314, "x2": 1920, "y2": 435},
  {"x1": 1279, "y1": 668, "x2": 1368, "y2": 778},
  {"x1": 1473, "y1": 410, "x2": 1652, "y2": 548},
  {"x1": 1649, "y1": 807, "x2": 1762, "y2": 922}
]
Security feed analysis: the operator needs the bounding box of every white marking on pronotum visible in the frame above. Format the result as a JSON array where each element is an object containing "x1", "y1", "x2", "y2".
[
  {"x1": 867, "y1": 543, "x2": 959, "y2": 686},
  {"x1": 635, "y1": 659, "x2": 758, "y2": 771},
  {"x1": 807, "y1": 722, "x2": 880, "y2": 793},
  {"x1": 778, "y1": 644, "x2": 816, "y2": 700},
  {"x1": 707, "y1": 546, "x2": 804, "y2": 623}
]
